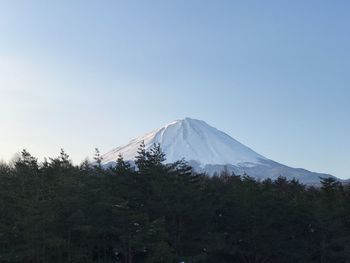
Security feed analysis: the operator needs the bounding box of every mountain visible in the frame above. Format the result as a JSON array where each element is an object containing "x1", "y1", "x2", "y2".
[{"x1": 101, "y1": 118, "x2": 336, "y2": 184}]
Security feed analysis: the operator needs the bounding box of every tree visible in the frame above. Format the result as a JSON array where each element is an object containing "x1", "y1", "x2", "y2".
[
  {"x1": 115, "y1": 154, "x2": 132, "y2": 175},
  {"x1": 1, "y1": 149, "x2": 350, "y2": 262},
  {"x1": 135, "y1": 143, "x2": 166, "y2": 174},
  {"x1": 94, "y1": 148, "x2": 103, "y2": 168}
]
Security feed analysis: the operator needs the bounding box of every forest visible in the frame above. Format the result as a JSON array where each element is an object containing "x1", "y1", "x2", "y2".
[{"x1": 0, "y1": 144, "x2": 349, "y2": 263}]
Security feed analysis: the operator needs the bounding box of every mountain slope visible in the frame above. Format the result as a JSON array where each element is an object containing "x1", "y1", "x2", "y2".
[{"x1": 101, "y1": 118, "x2": 336, "y2": 184}]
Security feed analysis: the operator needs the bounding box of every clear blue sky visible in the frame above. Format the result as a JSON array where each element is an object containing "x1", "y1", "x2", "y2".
[{"x1": 0, "y1": 1, "x2": 349, "y2": 179}]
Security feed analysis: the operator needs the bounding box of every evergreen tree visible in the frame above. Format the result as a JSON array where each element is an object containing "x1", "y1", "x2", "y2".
[
  {"x1": 94, "y1": 148, "x2": 103, "y2": 168},
  {"x1": 1, "y1": 149, "x2": 350, "y2": 262}
]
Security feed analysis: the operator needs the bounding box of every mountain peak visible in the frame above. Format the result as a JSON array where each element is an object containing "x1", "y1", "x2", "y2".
[
  {"x1": 180, "y1": 117, "x2": 201, "y2": 121},
  {"x1": 101, "y1": 118, "x2": 266, "y2": 166},
  {"x1": 173, "y1": 117, "x2": 205, "y2": 125},
  {"x1": 100, "y1": 118, "x2": 336, "y2": 184}
]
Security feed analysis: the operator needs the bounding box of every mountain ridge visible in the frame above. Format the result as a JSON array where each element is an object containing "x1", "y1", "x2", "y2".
[{"x1": 101, "y1": 118, "x2": 337, "y2": 184}]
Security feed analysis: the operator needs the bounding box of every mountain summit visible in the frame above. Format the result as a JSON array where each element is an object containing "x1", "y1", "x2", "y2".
[
  {"x1": 102, "y1": 118, "x2": 266, "y2": 166},
  {"x1": 101, "y1": 118, "x2": 335, "y2": 184}
]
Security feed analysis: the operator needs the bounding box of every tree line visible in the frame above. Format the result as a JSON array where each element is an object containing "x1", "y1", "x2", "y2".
[{"x1": 0, "y1": 144, "x2": 350, "y2": 262}]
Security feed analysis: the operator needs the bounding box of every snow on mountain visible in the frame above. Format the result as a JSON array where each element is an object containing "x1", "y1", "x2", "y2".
[
  {"x1": 102, "y1": 118, "x2": 266, "y2": 166},
  {"x1": 101, "y1": 118, "x2": 337, "y2": 184}
]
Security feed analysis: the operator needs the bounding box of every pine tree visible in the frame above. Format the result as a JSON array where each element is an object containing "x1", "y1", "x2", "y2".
[
  {"x1": 135, "y1": 141, "x2": 147, "y2": 172},
  {"x1": 115, "y1": 154, "x2": 132, "y2": 174},
  {"x1": 94, "y1": 148, "x2": 103, "y2": 168}
]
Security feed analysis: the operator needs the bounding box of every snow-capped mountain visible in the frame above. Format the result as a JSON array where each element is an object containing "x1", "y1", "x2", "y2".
[{"x1": 101, "y1": 118, "x2": 336, "y2": 184}]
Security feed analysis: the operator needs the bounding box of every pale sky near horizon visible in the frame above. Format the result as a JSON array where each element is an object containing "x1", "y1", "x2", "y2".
[{"x1": 0, "y1": 1, "x2": 349, "y2": 179}]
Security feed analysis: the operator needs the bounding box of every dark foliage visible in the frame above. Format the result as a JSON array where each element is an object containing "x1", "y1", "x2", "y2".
[{"x1": 0, "y1": 146, "x2": 349, "y2": 262}]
